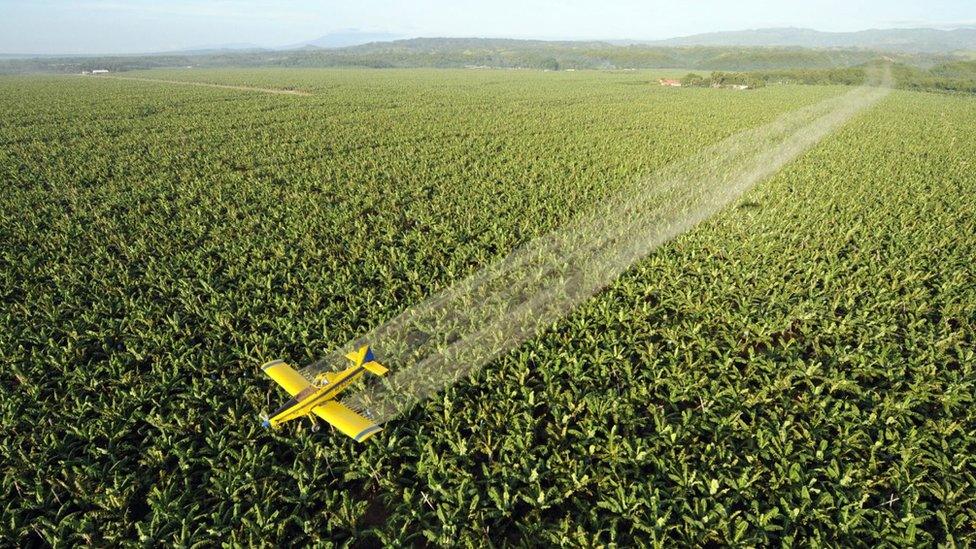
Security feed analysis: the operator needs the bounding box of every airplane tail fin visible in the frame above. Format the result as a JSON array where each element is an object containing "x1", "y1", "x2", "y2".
[
  {"x1": 344, "y1": 345, "x2": 388, "y2": 376},
  {"x1": 362, "y1": 346, "x2": 388, "y2": 376}
]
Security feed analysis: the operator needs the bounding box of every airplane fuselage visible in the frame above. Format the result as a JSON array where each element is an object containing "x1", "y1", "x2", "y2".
[{"x1": 268, "y1": 364, "x2": 366, "y2": 427}]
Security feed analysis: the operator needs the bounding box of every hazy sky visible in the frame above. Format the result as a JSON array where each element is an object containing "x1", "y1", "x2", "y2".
[{"x1": 1, "y1": 0, "x2": 974, "y2": 54}]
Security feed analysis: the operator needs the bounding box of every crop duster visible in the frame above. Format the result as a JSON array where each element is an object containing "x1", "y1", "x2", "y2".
[{"x1": 261, "y1": 345, "x2": 387, "y2": 442}]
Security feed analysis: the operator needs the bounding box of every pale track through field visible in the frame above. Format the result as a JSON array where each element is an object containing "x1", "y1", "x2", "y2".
[
  {"x1": 301, "y1": 67, "x2": 893, "y2": 424},
  {"x1": 84, "y1": 74, "x2": 312, "y2": 96}
]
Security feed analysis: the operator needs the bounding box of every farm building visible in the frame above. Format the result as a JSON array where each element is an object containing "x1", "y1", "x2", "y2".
[
  {"x1": 91, "y1": 69, "x2": 109, "y2": 74},
  {"x1": 659, "y1": 78, "x2": 682, "y2": 87}
]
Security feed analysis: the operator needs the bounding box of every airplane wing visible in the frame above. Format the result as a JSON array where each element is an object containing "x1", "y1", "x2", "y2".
[
  {"x1": 313, "y1": 401, "x2": 382, "y2": 442},
  {"x1": 262, "y1": 360, "x2": 310, "y2": 396}
]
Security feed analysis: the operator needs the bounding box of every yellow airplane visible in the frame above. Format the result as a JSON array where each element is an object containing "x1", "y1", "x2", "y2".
[{"x1": 261, "y1": 345, "x2": 387, "y2": 442}]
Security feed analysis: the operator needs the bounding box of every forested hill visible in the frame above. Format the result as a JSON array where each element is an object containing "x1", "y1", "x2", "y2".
[{"x1": 0, "y1": 37, "x2": 961, "y2": 74}]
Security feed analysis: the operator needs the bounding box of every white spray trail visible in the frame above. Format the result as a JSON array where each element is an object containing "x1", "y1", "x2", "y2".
[{"x1": 302, "y1": 69, "x2": 891, "y2": 423}]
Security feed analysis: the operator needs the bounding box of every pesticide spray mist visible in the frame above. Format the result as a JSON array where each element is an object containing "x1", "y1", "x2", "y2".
[{"x1": 301, "y1": 69, "x2": 891, "y2": 423}]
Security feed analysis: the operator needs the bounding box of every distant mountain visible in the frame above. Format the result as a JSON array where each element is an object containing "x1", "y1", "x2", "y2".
[
  {"x1": 2, "y1": 36, "x2": 966, "y2": 75},
  {"x1": 648, "y1": 27, "x2": 976, "y2": 53},
  {"x1": 293, "y1": 30, "x2": 404, "y2": 49},
  {"x1": 314, "y1": 37, "x2": 935, "y2": 72}
]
